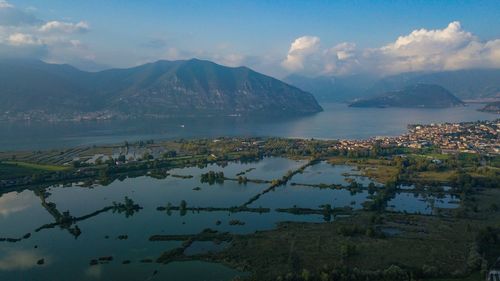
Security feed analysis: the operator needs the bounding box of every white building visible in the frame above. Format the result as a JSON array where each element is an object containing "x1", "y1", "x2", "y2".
[{"x1": 488, "y1": 258, "x2": 500, "y2": 281}]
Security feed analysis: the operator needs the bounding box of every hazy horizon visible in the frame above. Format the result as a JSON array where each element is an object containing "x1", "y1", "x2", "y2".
[{"x1": 1, "y1": 0, "x2": 499, "y2": 78}]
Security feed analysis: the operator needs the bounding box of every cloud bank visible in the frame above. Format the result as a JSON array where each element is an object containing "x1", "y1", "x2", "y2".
[
  {"x1": 39, "y1": 21, "x2": 89, "y2": 34},
  {"x1": 282, "y1": 21, "x2": 500, "y2": 76},
  {"x1": 0, "y1": 1, "x2": 498, "y2": 78},
  {"x1": 0, "y1": 0, "x2": 95, "y2": 68}
]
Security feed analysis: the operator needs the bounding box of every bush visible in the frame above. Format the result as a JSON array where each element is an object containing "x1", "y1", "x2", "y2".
[
  {"x1": 421, "y1": 264, "x2": 439, "y2": 277},
  {"x1": 340, "y1": 243, "x2": 356, "y2": 259},
  {"x1": 383, "y1": 265, "x2": 408, "y2": 281}
]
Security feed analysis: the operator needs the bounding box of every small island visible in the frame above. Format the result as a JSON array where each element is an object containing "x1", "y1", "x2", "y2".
[
  {"x1": 349, "y1": 84, "x2": 465, "y2": 108},
  {"x1": 480, "y1": 101, "x2": 500, "y2": 114}
]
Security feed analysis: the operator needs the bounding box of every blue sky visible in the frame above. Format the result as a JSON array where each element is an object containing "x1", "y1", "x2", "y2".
[{"x1": 1, "y1": 0, "x2": 500, "y2": 77}]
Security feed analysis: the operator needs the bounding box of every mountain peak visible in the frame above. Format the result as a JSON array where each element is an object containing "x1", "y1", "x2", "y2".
[{"x1": 0, "y1": 59, "x2": 322, "y2": 121}]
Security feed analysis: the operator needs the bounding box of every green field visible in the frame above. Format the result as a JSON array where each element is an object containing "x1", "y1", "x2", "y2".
[
  {"x1": 328, "y1": 156, "x2": 399, "y2": 183},
  {"x1": 0, "y1": 161, "x2": 68, "y2": 180},
  {"x1": 415, "y1": 170, "x2": 456, "y2": 182},
  {"x1": 4, "y1": 161, "x2": 69, "y2": 171}
]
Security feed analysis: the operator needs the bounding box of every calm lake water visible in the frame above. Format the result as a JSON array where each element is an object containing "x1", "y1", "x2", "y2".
[
  {"x1": 0, "y1": 104, "x2": 489, "y2": 280},
  {"x1": 0, "y1": 103, "x2": 496, "y2": 151},
  {"x1": 0, "y1": 158, "x2": 459, "y2": 281}
]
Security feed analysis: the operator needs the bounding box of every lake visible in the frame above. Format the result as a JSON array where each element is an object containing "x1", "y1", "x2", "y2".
[
  {"x1": 0, "y1": 103, "x2": 496, "y2": 151},
  {"x1": 0, "y1": 158, "x2": 459, "y2": 281}
]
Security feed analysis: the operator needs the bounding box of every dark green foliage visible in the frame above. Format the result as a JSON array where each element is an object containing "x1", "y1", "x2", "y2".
[
  {"x1": 200, "y1": 171, "x2": 225, "y2": 185},
  {"x1": 476, "y1": 226, "x2": 499, "y2": 253},
  {"x1": 179, "y1": 200, "x2": 187, "y2": 216}
]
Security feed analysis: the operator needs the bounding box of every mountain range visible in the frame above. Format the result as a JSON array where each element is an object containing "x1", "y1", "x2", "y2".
[
  {"x1": 3, "y1": 58, "x2": 499, "y2": 121},
  {"x1": 285, "y1": 69, "x2": 500, "y2": 102},
  {"x1": 0, "y1": 59, "x2": 322, "y2": 121},
  {"x1": 349, "y1": 84, "x2": 465, "y2": 108}
]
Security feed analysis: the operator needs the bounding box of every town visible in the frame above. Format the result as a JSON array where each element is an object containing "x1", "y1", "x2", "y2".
[{"x1": 331, "y1": 119, "x2": 499, "y2": 155}]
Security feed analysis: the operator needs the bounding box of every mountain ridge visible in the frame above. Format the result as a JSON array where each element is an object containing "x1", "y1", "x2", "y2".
[
  {"x1": 284, "y1": 69, "x2": 500, "y2": 102},
  {"x1": 0, "y1": 58, "x2": 322, "y2": 121},
  {"x1": 479, "y1": 101, "x2": 500, "y2": 114},
  {"x1": 349, "y1": 84, "x2": 465, "y2": 108}
]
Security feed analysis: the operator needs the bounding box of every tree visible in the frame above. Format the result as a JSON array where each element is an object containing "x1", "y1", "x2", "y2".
[
  {"x1": 383, "y1": 265, "x2": 408, "y2": 281},
  {"x1": 117, "y1": 155, "x2": 126, "y2": 162},
  {"x1": 142, "y1": 152, "x2": 153, "y2": 160},
  {"x1": 340, "y1": 243, "x2": 356, "y2": 259},
  {"x1": 163, "y1": 150, "x2": 177, "y2": 158},
  {"x1": 179, "y1": 200, "x2": 187, "y2": 216},
  {"x1": 301, "y1": 269, "x2": 311, "y2": 281},
  {"x1": 72, "y1": 160, "x2": 82, "y2": 168}
]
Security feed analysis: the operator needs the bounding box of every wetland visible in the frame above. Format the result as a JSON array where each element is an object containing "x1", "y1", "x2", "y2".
[{"x1": 0, "y1": 137, "x2": 499, "y2": 281}]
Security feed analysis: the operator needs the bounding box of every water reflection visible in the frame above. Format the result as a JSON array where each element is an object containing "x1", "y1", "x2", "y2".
[
  {"x1": 387, "y1": 192, "x2": 460, "y2": 215},
  {"x1": 0, "y1": 157, "x2": 462, "y2": 280},
  {"x1": 0, "y1": 250, "x2": 47, "y2": 271},
  {"x1": 0, "y1": 191, "x2": 31, "y2": 218}
]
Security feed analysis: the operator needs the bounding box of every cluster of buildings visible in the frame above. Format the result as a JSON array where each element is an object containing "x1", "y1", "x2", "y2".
[
  {"x1": 222, "y1": 120, "x2": 500, "y2": 156},
  {"x1": 330, "y1": 139, "x2": 374, "y2": 151},
  {"x1": 327, "y1": 120, "x2": 499, "y2": 155},
  {"x1": 401, "y1": 120, "x2": 498, "y2": 154},
  {"x1": 0, "y1": 110, "x2": 117, "y2": 122},
  {"x1": 377, "y1": 120, "x2": 498, "y2": 155}
]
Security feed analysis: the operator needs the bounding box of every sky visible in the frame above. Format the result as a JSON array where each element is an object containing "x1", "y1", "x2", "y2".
[{"x1": 0, "y1": 0, "x2": 499, "y2": 78}]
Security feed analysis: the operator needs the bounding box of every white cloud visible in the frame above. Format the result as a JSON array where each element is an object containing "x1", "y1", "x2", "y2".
[
  {"x1": 333, "y1": 42, "x2": 356, "y2": 60},
  {"x1": 384, "y1": 21, "x2": 472, "y2": 53},
  {"x1": 281, "y1": 36, "x2": 320, "y2": 71},
  {"x1": 0, "y1": 27, "x2": 48, "y2": 58},
  {"x1": 0, "y1": 2, "x2": 95, "y2": 69},
  {"x1": 210, "y1": 53, "x2": 245, "y2": 67},
  {"x1": 140, "y1": 45, "x2": 247, "y2": 69},
  {"x1": 322, "y1": 42, "x2": 360, "y2": 75},
  {"x1": 7, "y1": 32, "x2": 42, "y2": 45},
  {"x1": 0, "y1": 0, "x2": 13, "y2": 9},
  {"x1": 283, "y1": 21, "x2": 500, "y2": 76},
  {"x1": 281, "y1": 37, "x2": 360, "y2": 76},
  {"x1": 39, "y1": 21, "x2": 89, "y2": 33},
  {"x1": 0, "y1": 0, "x2": 38, "y2": 26},
  {"x1": 374, "y1": 21, "x2": 496, "y2": 73}
]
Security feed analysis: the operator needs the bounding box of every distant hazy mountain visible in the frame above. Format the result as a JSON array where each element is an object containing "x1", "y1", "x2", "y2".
[
  {"x1": 0, "y1": 59, "x2": 322, "y2": 120},
  {"x1": 367, "y1": 69, "x2": 500, "y2": 100},
  {"x1": 349, "y1": 84, "x2": 464, "y2": 108},
  {"x1": 479, "y1": 101, "x2": 500, "y2": 114},
  {"x1": 283, "y1": 74, "x2": 376, "y2": 102},
  {"x1": 285, "y1": 69, "x2": 500, "y2": 102},
  {"x1": 0, "y1": 59, "x2": 95, "y2": 115}
]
